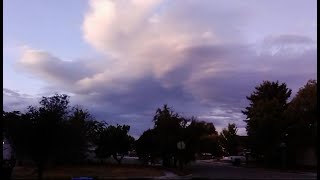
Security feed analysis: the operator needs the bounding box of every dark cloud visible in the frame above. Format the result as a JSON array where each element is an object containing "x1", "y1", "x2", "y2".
[
  {"x1": 16, "y1": 49, "x2": 101, "y2": 88},
  {"x1": 3, "y1": 88, "x2": 38, "y2": 112},
  {"x1": 12, "y1": 39, "x2": 316, "y2": 137}
]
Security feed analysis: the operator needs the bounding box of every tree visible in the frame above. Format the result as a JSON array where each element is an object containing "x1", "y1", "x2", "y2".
[
  {"x1": 58, "y1": 106, "x2": 95, "y2": 164},
  {"x1": 5, "y1": 94, "x2": 70, "y2": 179},
  {"x1": 135, "y1": 129, "x2": 160, "y2": 165},
  {"x1": 3, "y1": 94, "x2": 96, "y2": 179},
  {"x1": 95, "y1": 124, "x2": 135, "y2": 164},
  {"x1": 219, "y1": 123, "x2": 239, "y2": 156},
  {"x1": 199, "y1": 134, "x2": 223, "y2": 157},
  {"x1": 284, "y1": 80, "x2": 317, "y2": 166},
  {"x1": 152, "y1": 104, "x2": 183, "y2": 167},
  {"x1": 242, "y1": 81, "x2": 292, "y2": 165},
  {"x1": 138, "y1": 105, "x2": 221, "y2": 167},
  {"x1": 183, "y1": 117, "x2": 218, "y2": 163},
  {"x1": 3, "y1": 111, "x2": 23, "y2": 161}
]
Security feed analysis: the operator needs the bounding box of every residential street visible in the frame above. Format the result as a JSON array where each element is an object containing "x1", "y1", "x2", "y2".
[{"x1": 189, "y1": 160, "x2": 317, "y2": 179}]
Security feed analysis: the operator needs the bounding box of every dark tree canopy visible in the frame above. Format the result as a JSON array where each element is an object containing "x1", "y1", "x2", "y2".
[
  {"x1": 283, "y1": 80, "x2": 317, "y2": 165},
  {"x1": 95, "y1": 124, "x2": 135, "y2": 164},
  {"x1": 137, "y1": 105, "x2": 220, "y2": 167},
  {"x1": 199, "y1": 134, "x2": 223, "y2": 157},
  {"x1": 3, "y1": 94, "x2": 98, "y2": 179},
  {"x1": 242, "y1": 81, "x2": 292, "y2": 165},
  {"x1": 136, "y1": 129, "x2": 160, "y2": 165},
  {"x1": 219, "y1": 123, "x2": 239, "y2": 156},
  {"x1": 152, "y1": 104, "x2": 183, "y2": 166}
]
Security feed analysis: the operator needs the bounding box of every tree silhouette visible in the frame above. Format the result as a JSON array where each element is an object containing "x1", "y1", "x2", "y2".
[
  {"x1": 284, "y1": 80, "x2": 317, "y2": 166},
  {"x1": 242, "y1": 81, "x2": 292, "y2": 166},
  {"x1": 219, "y1": 123, "x2": 239, "y2": 156},
  {"x1": 153, "y1": 104, "x2": 184, "y2": 167},
  {"x1": 136, "y1": 129, "x2": 160, "y2": 165},
  {"x1": 3, "y1": 94, "x2": 98, "y2": 179},
  {"x1": 138, "y1": 105, "x2": 221, "y2": 167},
  {"x1": 95, "y1": 124, "x2": 135, "y2": 164},
  {"x1": 199, "y1": 134, "x2": 223, "y2": 157}
]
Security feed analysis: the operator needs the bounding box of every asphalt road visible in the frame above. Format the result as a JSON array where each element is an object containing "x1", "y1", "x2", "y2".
[{"x1": 190, "y1": 160, "x2": 317, "y2": 179}]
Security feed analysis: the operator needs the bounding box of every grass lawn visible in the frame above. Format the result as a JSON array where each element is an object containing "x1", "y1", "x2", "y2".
[{"x1": 12, "y1": 164, "x2": 166, "y2": 179}]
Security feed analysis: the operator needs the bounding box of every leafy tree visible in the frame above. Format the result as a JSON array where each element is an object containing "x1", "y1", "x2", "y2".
[
  {"x1": 183, "y1": 119, "x2": 218, "y2": 160},
  {"x1": 152, "y1": 104, "x2": 183, "y2": 167},
  {"x1": 136, "y1": 129, "x2": 160, "y2": 165},
  {"x1": 3, "y1": 111, "x2": 24, "y2": 161},
  {"x1": 284, "y1": 80, "x2": 317, "y2": 166},
  {"x1": 95, "y1": 124, "x2": 135, "y2": 164},
  {"x1": 168, "y1": 116, "x2": 219, "y2": 165},
  {"x1": 242, "y1": 81, "x2": 292, "y2": 165},
  {"x1": 58, "y1": 106, "x2": 95, "y2": 164},
  {"x1": 219, "y1": 123, "x2": 238, "y2": 156},
  {"x1": 4, "y1": 94, "x2": 70, "y2": 179},
  {"x1": 3, "y1": 94, "x2": 96, "y2": 179},
  {"x1": 199, "y1": 134, "x2": 223, "y2": 157},
  {"x1": 138, "y1": 105, "x2": 221, "y2": 167}
]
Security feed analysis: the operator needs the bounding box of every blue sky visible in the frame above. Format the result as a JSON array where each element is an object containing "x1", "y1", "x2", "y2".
[
  {"x1": 4, "y1": 0, "x2": 93, "y2": 93},
  {"x1": 3, "y1": 0, "x2": 317, "y2": 138}
]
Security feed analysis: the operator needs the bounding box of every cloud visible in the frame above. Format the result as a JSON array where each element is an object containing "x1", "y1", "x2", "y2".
[
  {"x1": 16, "y1": 47, "x2": 102, "y2": 91},
  {"x1": 256, "y1": 34, "x2": 316, "y2": 55},
  {"x1": 3, "y1": 88, "x2": 37, "y2": 112},
  {"x1": 11, "y1": 0, "x2": 317, "y2": 137}
]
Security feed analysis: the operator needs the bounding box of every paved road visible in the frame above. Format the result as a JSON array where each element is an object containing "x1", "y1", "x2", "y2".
[{"x1": 190, "y1": 160, "x2": 317, "y2": 179}]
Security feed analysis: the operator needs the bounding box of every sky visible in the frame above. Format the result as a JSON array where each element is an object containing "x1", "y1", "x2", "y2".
[{"x1": 3, "y1": 0, "x2": 317, "y2": 138}]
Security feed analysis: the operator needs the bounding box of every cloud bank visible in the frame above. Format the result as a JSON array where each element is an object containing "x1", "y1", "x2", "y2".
[{"x1": 9, "y1": 0, "x2": 317, "y2": 137}]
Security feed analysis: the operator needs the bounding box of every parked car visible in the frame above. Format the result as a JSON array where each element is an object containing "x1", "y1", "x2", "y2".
[
  {"x1": 229, "y1": 155, "x2": 245, "y2": 165},
  {"x1": 223, "y1": 152, "x2": 248, "y2": 166}
]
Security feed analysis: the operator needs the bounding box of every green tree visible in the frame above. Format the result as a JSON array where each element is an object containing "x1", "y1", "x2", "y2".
[
  {"x1": 95, "y1": 124, "x2": 135, "y2": 164},
  {"x1": 199, "y1": 134, "x2": 223, "y2": 157},
  {"x1": 183, "y1": 119, "x2": 218, "y2": 159},
  {"x1": 3, "y1": 111, "x2": 24, "y2": 161},
  {"x1": 3, "y1": 94, "x2": 97, "y2": 179},
  {"x1": 284, "y1": 80, "x2": 317, "y2": 166},
  {"x1": 242, "y1": 81, "x2": 292, "y2": 165},
  {"x1": 135, "y1": 129, "x2": 160, "y2": 165},
  {"x1": 138, "y1": 105, "x2": 220, "y2": 167},
  {"x1": 152, "y1": 104, "x2": 183, "y2": 167},
  {"x1": 219, "y1": 123, "x2": 239, "y2": 156},
  {"x1": 58, "y1": 106, "x2": 95, "y2": 164},
  {"x1": 4, "y1": 94, "x2": 71, "y2": 179}
]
